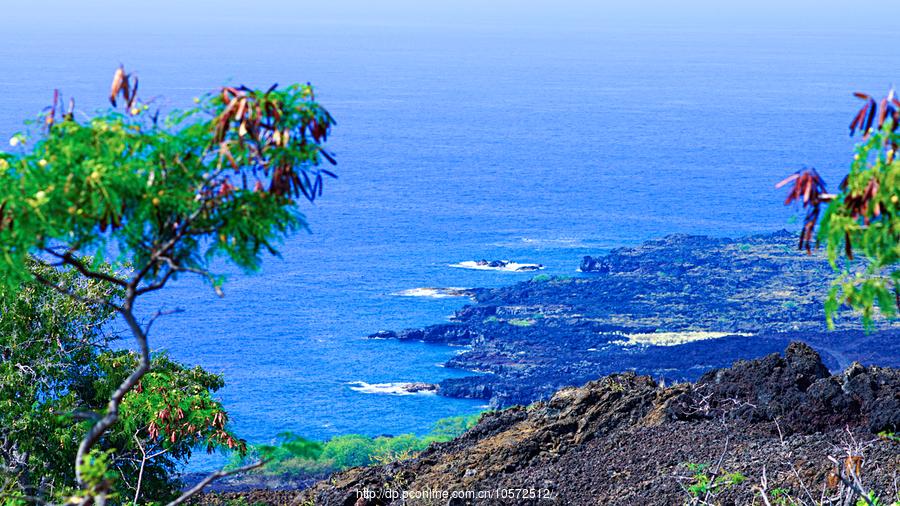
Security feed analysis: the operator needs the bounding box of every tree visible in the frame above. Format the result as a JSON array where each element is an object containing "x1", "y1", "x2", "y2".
[
  {"x1": 0, "y1": 262, "x2": 242, "y2": 504},
  {"x1": 0, "y1": 65, "x2": 336, "y2": 503},
  {"x1": 778, "y1": 89, "x2": 900, "y2": 329}
]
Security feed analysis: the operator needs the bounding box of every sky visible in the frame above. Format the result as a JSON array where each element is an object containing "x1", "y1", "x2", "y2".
[{"x1": 0, "y1": 0, "x2": 890, "y2": 35}]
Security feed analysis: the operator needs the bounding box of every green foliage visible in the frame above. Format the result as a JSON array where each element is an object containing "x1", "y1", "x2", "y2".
[
  {"x1": 682, "y1": 462, "x2": 746, "y2": 500},
  {"x1": 426, "y1": 413, "x2": 481, "y2": 441},
  {"x1": 767, "y1": 487, "x2": 796, "y2": 506},
  {"x1": 0, "y1": 263, "x2": 241, "y2": 503},
  {"x1": 854, "y1": 491, "x2": 896, "y2": 506},
  {"x1": 780, "y1": 96, "x2": 900, "y2": 328},
  {"x1": 531, "y1": 274, "x2": 570, "y2": 283},
  {"x1": 878, "y1": 430, "x2": 899, "y2": 443},
  {"x1": 76, "y1": 449, "x2": 119, "y2": 503},
  {"x1": 818, "y1": 124, "x2": 900, "y2": 329},
  {"x1": 238, "y1": 413, "x2": 483, "y2": 477},
  {"x1": 320, "y1": 434, "x2": 378, "y2": 468},
  {"x1": 0, "y1": 76, "x2": 335, "y2": 295}
]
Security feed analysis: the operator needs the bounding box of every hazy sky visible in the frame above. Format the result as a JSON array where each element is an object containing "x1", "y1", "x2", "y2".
[{"x1": 1, "y1": 0, "x2": 889, "y2": 34}]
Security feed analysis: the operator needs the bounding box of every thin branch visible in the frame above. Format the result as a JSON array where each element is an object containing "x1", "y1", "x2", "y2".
[
  {"x1": 133, "y1": 433, "x2": 169, "y2": 505},
  {"x1": 164, "y1": 461, "x2": 267, "y2": 506},
  {"x1": 143, "y1": 308, "x2": 185, "y2": 338},
  {"x1": 129, "y1": 175, "x2": 225, "y2": 295},
  {"x1": 703, "y1": 436, "x2": 730, "y2": 505},
  {"x1": 150, "y1": 255, "x2": 222, "y2": 297},
  {"x1": 43, "y1": 248, "x2": 128, "y2": 287},
  {"x1": 134, "y1": 267, "x2": 177, "y2": 296},
  {"x1": 772, "y1": 418, "x2": 817, "y2": 505},
  {"x1": 753, "y1": 466, "x2": 773, "y2": 506},
  {"x1": 827, "y1": 456, "x2": 873, "y2": 506}
]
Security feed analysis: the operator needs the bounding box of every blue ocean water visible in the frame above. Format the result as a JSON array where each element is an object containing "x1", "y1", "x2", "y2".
[{"x1": 0, "y1": 19, "x2": 893, "y2": 467}]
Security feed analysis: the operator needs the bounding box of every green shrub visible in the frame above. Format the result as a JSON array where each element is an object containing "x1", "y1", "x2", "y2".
[
  {"x1": 682, "y1": 462, "x2": 746, "y2": 500},
  {"x1": 424, "y1": 413, "x2": 482, "y2": 442},
  {"x1": 240, "y1": 413, "x2": 483, "y2": 476},
  {"x1": 320, "y1": 435, "x2": 377, "y2": 468}
]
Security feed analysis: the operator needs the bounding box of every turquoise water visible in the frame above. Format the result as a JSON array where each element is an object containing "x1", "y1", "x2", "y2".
[{"x1": 0, "y1": 18, "x2": 893, "y2": 467}]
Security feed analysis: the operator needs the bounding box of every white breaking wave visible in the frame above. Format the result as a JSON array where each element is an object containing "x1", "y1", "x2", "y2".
[
  {"x1": 393, "y1": 287, "x2": 471, "y2": 298},
  {"x1": 449, "y1": 260, "x2": 544, "y2": 272},
  {"x1": 347, "y1": 381, "x2": 438, "y2": 396}
]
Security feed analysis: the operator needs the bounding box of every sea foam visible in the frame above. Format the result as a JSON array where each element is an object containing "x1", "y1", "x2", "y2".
[
  {"x1": 449, "y1": 260, "x2": 544, "y2": 272},
  {"x1": 347, "y1": 381, "x2": 438, "y2": 396}
]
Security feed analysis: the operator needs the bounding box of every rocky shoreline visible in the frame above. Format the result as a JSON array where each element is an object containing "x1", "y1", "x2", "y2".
[
  {"x1": 370, "y1": 230, "x2": 900, "y2": 408},
  {"x1": 197, "y1": 231, "x2": 900, "y2": 504}
]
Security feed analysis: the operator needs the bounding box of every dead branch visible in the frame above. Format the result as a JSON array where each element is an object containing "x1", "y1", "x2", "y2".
[{"x1": 164, "y1": 461, "x2": 267, "y2": 506}]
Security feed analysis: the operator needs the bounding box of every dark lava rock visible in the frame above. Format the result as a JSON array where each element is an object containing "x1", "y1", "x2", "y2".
[
  {"x1": 367, "y1": 330, "x2": 397, "y2": 339},
  {"x1": 294, "y1": 345, "x2": 900, "y2": 505},
  {"x1": 579, "y1": 254, "x2": 607, "y2": 273},
  {"x1": 401, "y1": 382, "x2": 438, "y2": 394},
  {"x1": 668, "y1": 341, "x2": 900, "y2": 434}
]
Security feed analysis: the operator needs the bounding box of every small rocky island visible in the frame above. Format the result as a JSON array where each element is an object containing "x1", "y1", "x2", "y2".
[{"x1": 371, "y1": 230, "x2": 900, "y2": 407}]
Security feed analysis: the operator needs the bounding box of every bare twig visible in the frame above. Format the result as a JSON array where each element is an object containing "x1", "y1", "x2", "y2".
[
  {"x1": 771, "y1": 418, "x2": 818, "y2": 505},
  {"x1": 164, "y1": 461, "x2": 267, "y2": 506},
  {"x1": 702, "y1": 436, "x2": 730, "y2": 504},
  {"x1": 133, "y1": 433, "x2": 168, "y2": 505},
  {"x1": 42, "y1": 248, "x2": 128, "y2": 288},
  {"x1": 827, "y1": 456, "x2": 873, "y2": 506},
  {"x1": 754, "y1": 465, "x2": 774, "y2": 506},
  {"x1": 143, "y1": 308, "x2": 185, "y2": 338}
]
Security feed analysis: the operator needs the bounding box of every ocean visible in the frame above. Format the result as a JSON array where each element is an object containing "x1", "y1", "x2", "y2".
[{"x1": 0, "y1": 19, "x2": 892, "y2": 468}]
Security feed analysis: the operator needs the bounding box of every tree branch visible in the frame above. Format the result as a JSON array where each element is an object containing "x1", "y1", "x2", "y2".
[
  {"x1": 43, "y1": 248, "x2": 128, "y2": 287},
  {"x1": 74, "y1": 302, "x2": 149, "y2": 489},
  {"x1": 164, "y1": 461, "x2": 267, "y2": 506},
  {"x1": 143, "y1": 308, "x2": 185, "y2": 338}
]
